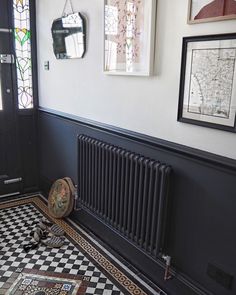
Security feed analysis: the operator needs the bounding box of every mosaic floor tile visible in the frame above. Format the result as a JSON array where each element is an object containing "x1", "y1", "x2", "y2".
[
  {"x1": 0, "y1": 195, "x2": 166, "y2": 295},
  {"x1": 2, "y1": 269, "x2": 90, "y2": 294}
]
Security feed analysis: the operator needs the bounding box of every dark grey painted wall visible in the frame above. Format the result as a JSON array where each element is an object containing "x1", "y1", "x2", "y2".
[{"x1": 38, "y1": 109, "x2": 236, "y2": 295}]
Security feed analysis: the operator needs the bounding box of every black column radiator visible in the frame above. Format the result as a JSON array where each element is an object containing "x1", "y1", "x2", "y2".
[{"x1": 78, "y1": 135, "x2": 171, "y2": 259}]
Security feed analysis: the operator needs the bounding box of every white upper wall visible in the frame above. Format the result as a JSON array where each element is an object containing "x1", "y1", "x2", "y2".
[{"x1": 36, "y1": 0, "x2": 236, "y2": 159}]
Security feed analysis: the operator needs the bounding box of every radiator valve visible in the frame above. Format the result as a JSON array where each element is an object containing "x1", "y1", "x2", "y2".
[
  {"x1": 162, "y1": 255, "x2": 172, "y2": 281},
  {"x1": 74, "y1": 185, "x2": 79, "y2": 211}
]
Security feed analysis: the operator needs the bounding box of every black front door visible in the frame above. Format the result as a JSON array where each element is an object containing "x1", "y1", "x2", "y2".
[
  {"x1": 0, "y1": 0, "x2": 38, "y2": 196},
  {"x1": 0, "y1": 0, "x2": 22, "y2": 196}
]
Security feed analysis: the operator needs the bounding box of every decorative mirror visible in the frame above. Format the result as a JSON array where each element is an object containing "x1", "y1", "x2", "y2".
[{"x1": 51, "y1": 12, "x2": 86, "y2": 59}]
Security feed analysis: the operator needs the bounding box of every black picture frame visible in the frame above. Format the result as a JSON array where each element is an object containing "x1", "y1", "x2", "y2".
[{"x1": 177, "y1": 33, "x2": 236, "y2": 133}]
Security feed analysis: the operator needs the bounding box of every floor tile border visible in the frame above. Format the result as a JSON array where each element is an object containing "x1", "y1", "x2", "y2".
[
  {"x1": 0, "y1": 196, "x2": 147, "y2": 295},
  {"x1": 38, "y1": 194, "x2": 166, "y2": 295}
]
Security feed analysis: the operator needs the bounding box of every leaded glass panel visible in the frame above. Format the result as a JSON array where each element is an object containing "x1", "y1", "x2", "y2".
[{"x1": 13, "y1": 0, "x2": 33, "y2": 109}]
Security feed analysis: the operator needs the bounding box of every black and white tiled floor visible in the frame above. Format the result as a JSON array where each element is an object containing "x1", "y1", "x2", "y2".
[{"x1": 0, "y1": 195, "x2": 167, "y2": 295}]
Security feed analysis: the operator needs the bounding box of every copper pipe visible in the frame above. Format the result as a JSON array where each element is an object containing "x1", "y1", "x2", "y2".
[{"x1": 162, "y1": 255, "x2": 172, "y2": 281}]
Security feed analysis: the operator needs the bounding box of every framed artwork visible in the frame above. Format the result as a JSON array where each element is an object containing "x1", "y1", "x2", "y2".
[
  {"x1": 177, "y1": 33, "x2": 236, "y2": 132},
  {"x1": 188, "y1": 0, "x2": 236, "y2": 24},
  {"x1": 104, "y1": 0, "x2": 156, "y2": 76}
]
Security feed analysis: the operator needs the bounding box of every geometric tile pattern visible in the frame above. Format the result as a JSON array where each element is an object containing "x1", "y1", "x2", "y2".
[
  {"x1": 1, "y1": 269, "x2": 90, "y2": 294},
  {"x1": 0, "y1": 195, "x2": 167, "y2": 295}
]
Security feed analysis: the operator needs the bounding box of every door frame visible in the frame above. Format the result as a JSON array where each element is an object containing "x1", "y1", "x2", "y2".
[{"x1": 0, "y1": 0, "x2": 39, "y2": 197}]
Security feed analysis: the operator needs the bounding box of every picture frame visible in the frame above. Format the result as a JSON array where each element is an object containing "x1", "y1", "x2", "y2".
[
  {"x1": 177, "y1": 33, "x2": 236, "y2": 132},
  {"x1": 188, "y1": 0, "x2": 236, "y2": 24},
  {"x1": 103, "y1": 0, "x2": 156, "y2": 76}
]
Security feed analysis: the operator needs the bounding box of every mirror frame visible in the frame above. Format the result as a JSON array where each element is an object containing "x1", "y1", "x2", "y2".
[{"x1": 51, "y1": 12, "x2": 86, "y2": 60}]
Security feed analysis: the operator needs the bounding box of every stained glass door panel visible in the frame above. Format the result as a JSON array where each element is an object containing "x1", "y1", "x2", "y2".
[{"x1": 13, "y1": 0, "x2": 33, "y2": 109}]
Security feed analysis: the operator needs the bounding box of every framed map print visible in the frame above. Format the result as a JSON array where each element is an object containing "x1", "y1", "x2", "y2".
[
  {"x1": 104, "y1": 0, "x2": 156, "y2": 76},
  {"x1": 188, "y1": 0, "x2": 236, "y2": 24},
  {"x1": 178, "y1": 34, "x2": 236, "y2": 132}
]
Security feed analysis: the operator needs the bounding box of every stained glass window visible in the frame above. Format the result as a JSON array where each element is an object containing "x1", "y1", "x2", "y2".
[{"x1": 13, "y1": 0, "x2": 33, "y2": 109}]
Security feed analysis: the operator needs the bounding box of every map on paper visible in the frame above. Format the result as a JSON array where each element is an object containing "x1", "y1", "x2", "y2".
[{"x1": 187, "y1": 48, "x2": 236, "y2": 119}]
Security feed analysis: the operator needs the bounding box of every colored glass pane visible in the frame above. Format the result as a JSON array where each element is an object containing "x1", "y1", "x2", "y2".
[{"x1": 13, "y1": 0, "x2": 33, "y2": 109}]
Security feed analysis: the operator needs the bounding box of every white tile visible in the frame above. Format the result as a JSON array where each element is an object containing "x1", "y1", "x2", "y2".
[
  {"x1": 85, "y1": 287, "x2": 96, "y2": 293},
  {"x1": 69, "y1": 269, "x2": 78, "y2": 275},
  {"x1": 54, "y1": 267, "x2": 63, "y2": 272},
  {"x1": 96, "y1": 283, "x2": 106, "y2": 289},
  {"x1": 25, "y1": 263, "x2": 35, "y2": 269},
  {"x1": 64, "y1": 263, "x2": 73, "y2": 268},
  {"x1": 90, "y1": 277, "x2": 99, "y2": 283},
  {"x1": 78, "y1": 265, "x2": 87, "y2": 271},
  {"x1": 84, "y1": 271, "x2": 94, "y2": 276},
  {"x1": 36, "y1": 260, "x2": 44, "y2": 265},
  {"x1": 3, "y1": 271, "x2": 13, "y2": 277},
  {"x1": 1, "y1": 265, "x2": 11, "y2": 270}
]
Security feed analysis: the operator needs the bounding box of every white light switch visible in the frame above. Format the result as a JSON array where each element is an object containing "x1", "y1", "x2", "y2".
[{"x1": 44, "y1": 61, "x2": 49, "y2": 70}]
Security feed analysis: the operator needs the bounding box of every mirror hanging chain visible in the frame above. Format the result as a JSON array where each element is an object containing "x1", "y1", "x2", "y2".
[{"x1": 62, "y1": 0, "x2": 75, "y2": 16}]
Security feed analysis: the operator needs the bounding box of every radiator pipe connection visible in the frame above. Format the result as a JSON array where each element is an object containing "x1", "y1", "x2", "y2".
[
  {"x1": 162, "y1": 255, "x2": 172, "y2": 281},
  {"x1": 74, "y1": 185, "x2": 80, "y2": 211}
]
